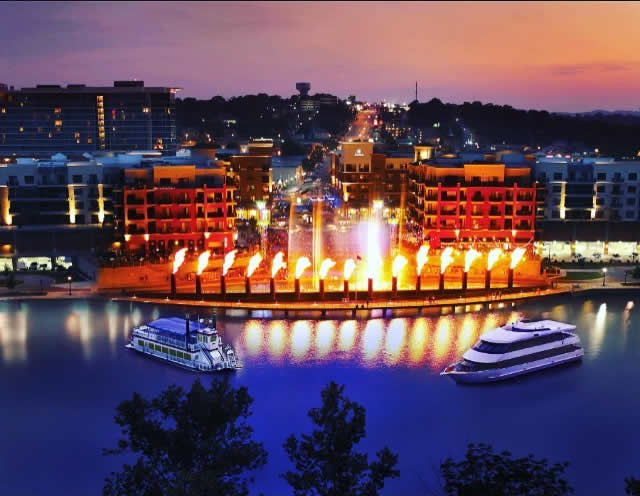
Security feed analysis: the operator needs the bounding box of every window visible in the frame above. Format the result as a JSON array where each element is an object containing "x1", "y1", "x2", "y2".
[
  {"x1": 629, "y1": 186, "x2": 636, "y2": 193},
  {"x1": 626, "y1": 211, "x2": 635, "y2": 219},
  {"x1": 18, "y1": 126, "x2": 24, "y2": 132},
  {"x1": 552, "y1": 209, "x2": 560, "y2": 219},
  {"x1": 24, "y1": 175, "x2": 34, "y2": 184},
  {"x1": 8, "y1": 176, "x2": 18, "y2": 186},
  {"x1": 553, "y1": 172, "x2": 563, "y2": 181},
  {"x1": 54, "y1": 120, "x2": 62, "y2": 127},
  {"x1": 597, "y1": 173, "x2": 606, "y2": 181},
  {"x1": 552, "y1": 185, "x2": 561, "y2": 193},
  {"x1": 89, "y1": 174, "x2": 98, "y2": 184},
  {"x1": 72, "y1": 175, "x2": 82, "y2": 183},
  {"x1": 138, "y1": 339, "x2": 144, "y2": 346},
  {"x1": 626, "y1": 198, "x2": 635, "y2": 206},
  {"x1": 597, "y1": 185, "x2": 605, "y2": 193},
  {"x1": 630, "y1": 173, "x2": 638, "y2": 181}
]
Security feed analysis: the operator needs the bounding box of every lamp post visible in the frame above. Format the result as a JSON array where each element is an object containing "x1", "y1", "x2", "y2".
[
  {"x1": 602, "y1": 267, "x2": 607, "y2": 287},
  {"x1": 67, "y1": 275, "x2": 72, "y2": 296}
]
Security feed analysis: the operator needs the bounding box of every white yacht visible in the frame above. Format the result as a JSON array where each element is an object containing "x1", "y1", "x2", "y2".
[
  {"x1": 126, "y1": 316, "x2": 240, "y2": 372},
  {"x1": 441, "y1": 319, "x2": 583, "y2": 384}
]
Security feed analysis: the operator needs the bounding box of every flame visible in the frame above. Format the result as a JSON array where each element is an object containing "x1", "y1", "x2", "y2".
[
  {"x1": 464, "y1": 248, "x2": 481, "y2": 272},
  {"x1": 487, "y1": 247, "x2": 502, "y2": 270},
  {"x1": 392, "y1": 255, "x2": 407, "y2": 278},
  {"x1": 367, "y1": 256, "x2": 383, "y2": 280},
  {"x1": 416, "y1": 245, "x2": 429, "y2": 275},
  {"x1": 172, "y1": 247, "x2": 188, "y2": 274},
  {"x1": 271, "y1": 251, "x2": 286, "y2": 278},
  {"x1": 344, "y1": 259, "x2": 356, "y2": 281},
  {"x1": 295, "y1": 257, "x2": 311, "y2": 279},
  {"x1": 319, "y1": 258, "x2": 336, "y2": 280},
  {"x1": 222, "y1": 249, "x2": 237, "y2": 276},
  {"x1": 196, "y1": 250, "x2": 211, "y2": 275},
  {"x1": 440, "y1": 247, "x2": 454, "y2": 274},
  {"x1": 247, "y1": 253, "x2": 262, "y2": 278},
  {"x1": 510, "y1": 247, "x2": 526, "y2": 269}
]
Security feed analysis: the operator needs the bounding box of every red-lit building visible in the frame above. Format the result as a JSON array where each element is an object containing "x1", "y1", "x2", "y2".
[
  {"x1": 407, "y1": 161, "x2": 537, "y2": 247},
  {"x1": 122, "y1": 164, "x2": 236, "y2": 255}
]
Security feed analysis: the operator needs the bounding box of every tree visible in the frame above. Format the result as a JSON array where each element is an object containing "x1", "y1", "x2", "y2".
[
  {"x1": 626, "y1": 477, "x2": 640, "y2": 495},
  {"x1": 440, "y1": 443, "x2": 572, "y2": 496},
  {"x1": 103, "y1": 378, "x2": 267, "y2": 496},
  {"x1": 282, "y1": 381, "x2": 399, "y2": 496}
]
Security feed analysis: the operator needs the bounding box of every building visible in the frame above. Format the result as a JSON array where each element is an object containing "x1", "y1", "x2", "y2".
[
  {"x1": 0, "y1": 81, "x2": 178, "y2": 156},
  {"x1": 122, "y1": 163, "x2": 236, "y2": 256},
  {"x1": 331, "y1": 141, "x2": 412, "y2": 220},
  {"x1": 407, "y1": 156, "x2": 537, "y2": 247},
  {"x1": 535, "y1": 157, "x2": 640, "y2": 262},
  {"x1": 229, "y1": 140, "x2": 273, "y2": 206}
]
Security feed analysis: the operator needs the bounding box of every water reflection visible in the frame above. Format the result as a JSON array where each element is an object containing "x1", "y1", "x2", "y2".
[
  {"x1": 235, "y1": 310, "x2": 537, "y2": 371},
  {"x1": 0, "y1": 302, "x2": 28, "y2": 363},
  {"x1": 591, "y1": 303, "x2": 607, "y2": 353},
  {"x1": 66, "y1": 301, "x2": 92, "y2": 359}
]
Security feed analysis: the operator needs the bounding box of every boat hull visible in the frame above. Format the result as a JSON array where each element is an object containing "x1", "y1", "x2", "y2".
[
  {"x1": 126, "y1": 343, "x2": 239, "y2": 373},
  {"x1": 442, "y1": 348, "x2": 584, "y2": 384}
]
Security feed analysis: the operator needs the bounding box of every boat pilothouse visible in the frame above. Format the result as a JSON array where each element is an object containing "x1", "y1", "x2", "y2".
[
  {"x1": 126, "y1": 314, "x2": 240, "y2": 372},
  {"x1": 442, "y1": 319, "x2": 583, "y2": 384}
]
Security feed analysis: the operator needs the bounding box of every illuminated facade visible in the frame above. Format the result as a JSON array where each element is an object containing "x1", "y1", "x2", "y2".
[
  {"x1": 331, "y1": 141, "x2": 416, "y2": 219},
  {"x1": 122, "y1": 164, "x2": 236, "y2": 255},
  {"x1": 408, "y1": 159, "x2": 537, "y2": 247},
  {"x1": 0, "y1": 81, "x2": 178, "y2": 156},
  {"x1": 230, "y1": 141, "x2": 273, "y2": 205}
]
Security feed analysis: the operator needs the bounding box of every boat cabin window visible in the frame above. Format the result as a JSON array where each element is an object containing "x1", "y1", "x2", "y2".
[{"x1": 473, "y1": 333, "x2": 571, "y2": 354}]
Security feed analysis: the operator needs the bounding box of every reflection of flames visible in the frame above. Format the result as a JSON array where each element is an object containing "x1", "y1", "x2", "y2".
[
  {"x1": 222, "y1": 249, "x2": 237, "y2": 276},
  {"x1": 487, "y1": 248, "x2": 502, "y2": 270},
  {"x1": 385, "y1": 319, "x2": 406, "y2": 364},
  {"x1": 247, "y1": 253, "x2": 262, "y2": 278},
  {"x1": 392, "y1": 255, "x2": 407, "y2": 278},
  {"x1": 172, "y1": 247, "x2": 188, "y2": 274},
  {"x1": 440, "y1": 247, "x2": 454, "y2": 274},
  {"x1": 319, "y1": 258, "x2": 336, "y2": 280},
  {"x1": 271, "y1": 252, "x2": 286, "y2": 278},
  {"x1": 344, "y1": 259, "x2": 356, "y2": 280},
  {"x1": 510, "y1": 247, "x2": 526, "y2": 269},
  {"x1": 416, "y1": 245, "x2": 429, "y2": 275},
  {"x1": 464, "y1": 248, "x2": 481, "y2": 272},
  {"x1": 295, "y1": 257, "x2": 311, "y2": 279},
  {"x1": 197, "y1": 250, "x2": 211, "y2": 275}
]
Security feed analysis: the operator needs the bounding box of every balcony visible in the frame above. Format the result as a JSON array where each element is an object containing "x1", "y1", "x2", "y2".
[{"x1": 126, "y1": 196, "x2": 144, "y2": 205}]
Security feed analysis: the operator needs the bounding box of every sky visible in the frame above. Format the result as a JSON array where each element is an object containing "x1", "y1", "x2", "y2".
[{"x1": 1, "y1": 1, "x2": 640, "y2": 112}]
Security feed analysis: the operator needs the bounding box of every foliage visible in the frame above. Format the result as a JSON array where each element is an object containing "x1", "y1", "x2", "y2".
[
  {"x1": 440, "y1": 443, "x2": 572, "y2": 496},
  {"x1": 282, "y1": 381, "x2": 399, "y2": 496},
  {"x1": 626, "y1": 477, "x2": 640, "y2": 495},
  {"x1": 408, "y1": 98, "x2": 640, "y2": 157},
  {"x1": 103, "y1": 378, "x2": 267, "y2": 496}
]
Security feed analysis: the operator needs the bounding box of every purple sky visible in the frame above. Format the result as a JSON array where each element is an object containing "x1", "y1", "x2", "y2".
[{"x1": 2, "y1": 1, "x2": 640, "y2": 111}]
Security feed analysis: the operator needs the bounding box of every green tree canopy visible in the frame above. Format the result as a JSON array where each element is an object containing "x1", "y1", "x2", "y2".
[
  {"x1": 103, "y1": 378, "x2": 267, "y2": 496},
  {"x1": 440, "y1": 443, "x2": 573, "y2": 496},
  {"x1": 282, "y1": 381, "x2": 399, "y2": 496}
]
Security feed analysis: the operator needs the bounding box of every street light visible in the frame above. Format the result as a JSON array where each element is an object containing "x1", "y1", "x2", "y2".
[
  {"x1": 67, "y1": 275, "x2": 72, "y2": 295},
  {"x1": 602, "y1": 267, "x2": 607, "y2": 287}
]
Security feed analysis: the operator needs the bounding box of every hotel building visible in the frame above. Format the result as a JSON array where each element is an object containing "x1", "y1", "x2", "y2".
[
  {"x1": 0, "y1": 81, "x2": 178, "y2": 156},
  {"x1": 407, "y1": 154, "x2": 538, "y2": 248},
  {"x1": 229, "y1": 140, "x2": 273, "y2": 206}
]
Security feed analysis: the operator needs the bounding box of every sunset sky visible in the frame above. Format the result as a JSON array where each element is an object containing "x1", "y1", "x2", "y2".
[{"x1": 2, "y1": 1, "x2": 639, "y2": 111}]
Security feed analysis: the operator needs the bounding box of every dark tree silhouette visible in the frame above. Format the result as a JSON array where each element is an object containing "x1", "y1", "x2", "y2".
[
  {"x1": 282, "y1": 381, "x2": 399, "y2": 496},
  {"x1": 440, "y1": 443, "x2": 572, "y2": 496},
  {"x1": 103, "y1": 378, "x2": 267, "y2": 496},
  {"x1": 626, "y1": 476, "x2": 640, "y2": 495}
]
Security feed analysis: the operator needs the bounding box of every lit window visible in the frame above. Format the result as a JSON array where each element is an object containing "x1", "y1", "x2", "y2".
[
  {"x1": 143, "y1": 107, "x2": 150, "y2": 113},
  {"x1": 54, "y1": 107, "x2": 62, "y2": 114},
  {"x1": 0, "y1": 108, "x2": 5, "y2": 114},
  {"x1": 74, "y1": 132, "x2": 80, "y2": 139},
  {"x1": 18, "y1": 127, "x2": 24, "y2": 132},
  {"x1": 54, "y1": 120, "x2": 62, "y2": 127}
]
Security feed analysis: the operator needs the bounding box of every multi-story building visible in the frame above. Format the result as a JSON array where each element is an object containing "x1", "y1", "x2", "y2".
[
  {"x1": 535, "y1": 157, "x2": 640, "y2": 261},
  {"x1": 122, "y1": 163, "x2": 236, "y2": 256},
  {"x1": 229, "y1": 140, "x2": 273, "y2": 206},
  {"x1": 0, "y1": 81, "x2": 178, "y2": 156},
  {"x1": 407, "y1": 156, "x2": 537, "y2": 247},
  {"x1": 331, "y1": 141, "x2": 413, "y2": 219}
]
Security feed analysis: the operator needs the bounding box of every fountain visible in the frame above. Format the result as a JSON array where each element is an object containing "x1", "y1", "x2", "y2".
[
  {"x1": 392, "y1": 255, "x2": 407, "y2": 297},
  {"x1": 343, "y1": 259, "x2": 355, "y2": 300},
  {"x1": 295, "y1": 257, "x2": 311, "y2": 300},
  {"x1": 319, "y1": 258, "x2": 335, "y2": 300}
]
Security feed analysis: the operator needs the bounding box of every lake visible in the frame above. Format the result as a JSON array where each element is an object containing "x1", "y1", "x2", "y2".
[{"x1": 0, "y1": 295, "x2": 638, "y2": 495}]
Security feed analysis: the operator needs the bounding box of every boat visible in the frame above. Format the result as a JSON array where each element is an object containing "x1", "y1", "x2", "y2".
[
  {"x1": 126, "y1": 315, "x2": 240, "y2": 372},
  {"x1": 441, "y1": 318, "x2": 583, "y2": 384}
]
